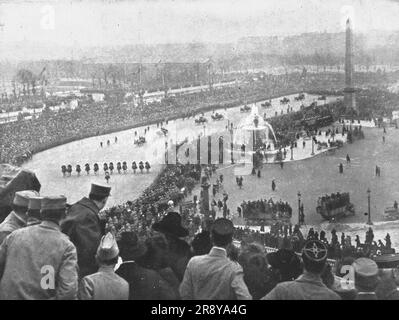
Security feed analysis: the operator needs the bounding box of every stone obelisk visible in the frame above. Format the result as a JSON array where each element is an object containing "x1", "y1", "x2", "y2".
[{"x1": 344, "y1": 18, "x2": 357, "y2": 113}]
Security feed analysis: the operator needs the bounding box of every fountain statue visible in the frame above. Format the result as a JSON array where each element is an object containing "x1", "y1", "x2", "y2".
[{"x1": 231, "y1": 104, "x2": 278, "y2": 165}]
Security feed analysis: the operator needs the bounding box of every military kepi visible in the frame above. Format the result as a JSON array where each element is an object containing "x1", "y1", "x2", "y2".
[
  {"x1": 211, "y1": 218, "x2": 234, "y2": 236},
  {"x1": 90, "y1": 183, "x2": 111, "y2": 198},
  {"x1": 41, "y1": 196, "x2": 67, "y2": 210},
  {"x1": 96, "y1": 232, "x2": 119, "y2": 261},
  {"x1": 28, "y1": 197, "x2": 43, "y2": 210},
  {"x1": 13, "y1": 190, "x2": 40, "y2": 207}
]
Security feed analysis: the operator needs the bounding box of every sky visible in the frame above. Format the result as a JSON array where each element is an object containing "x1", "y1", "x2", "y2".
[{"x1": 0, "y1": 0, "x2": 399, "y2": 47}]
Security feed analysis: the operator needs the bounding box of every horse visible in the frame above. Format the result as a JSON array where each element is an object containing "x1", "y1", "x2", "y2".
[
  {"x1": 67, "y1": 165, "x2": 72, "y2": 177},
  {"x1": 132, "y1": 162, "x2": 137, "y2": 174},
  {"x1": 122, "y1": 161, "x2": 127, "y2": 173},
  {"x1": 145, "y1": 161, "x2": 151, "y2": 173},
  {"x1": 139, "y1": 161, "x2": 144, "y2": 173},
  {"x1": 61, "y1": 165, "x2": 67, "y2": 177},
  {"x1": 76, "y1": 165, "x2": 81, "y2": 176},
  {"x1": 105, "y1": 171, "x2": 110, "y2": 183},
  {"x1": 93, "y1": 163, "x2": 99, "y2": 175}
]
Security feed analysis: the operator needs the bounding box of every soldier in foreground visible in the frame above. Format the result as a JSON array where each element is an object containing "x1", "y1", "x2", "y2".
[
  {"x1": 262, "y1": 240, "x2": 341, "y2": 300},
  {"x1": 0, "y1": 190, "x2": 40, "y2": 245},
  {"x1": 0, "y1": 196, "x2": 78, "y2": 300},
  {"x1": 78, "y1": 232, "x2": 128, "y2": 300},
  {"x1": 61, "y1": 183, "x2": 111, "y2": 278}
]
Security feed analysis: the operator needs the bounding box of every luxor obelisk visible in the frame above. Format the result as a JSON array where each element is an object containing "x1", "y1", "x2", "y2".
[{"x1": 344, "y1": 18, "x2": 357, "y2": 113}]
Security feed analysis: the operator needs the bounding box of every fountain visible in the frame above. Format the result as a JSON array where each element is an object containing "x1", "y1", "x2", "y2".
[{"x1": 231, "y1": 104, "x2": 279, "y2": 165}]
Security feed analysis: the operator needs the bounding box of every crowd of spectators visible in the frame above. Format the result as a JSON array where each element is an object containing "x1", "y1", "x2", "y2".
[{"x1": 240, "y1": 198, "x2": 293, "y2": 222}]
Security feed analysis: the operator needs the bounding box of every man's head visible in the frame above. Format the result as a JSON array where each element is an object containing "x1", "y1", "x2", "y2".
[
  {"x1": 96, "y1": 232, "x2": 119, "y2": 267},
  {"x1": 301, "y1": 240, "x2": 328, "y2": 275},
  {"x1": 352, "y1": 258, "x2": 379, "y2": 292},
  {"x1": 12, "y1": 190, "x2": 40, "y2": 216},
  {"x1": 40, "y1": 196, "x2": 67, "y2": 224},
  {"x1": 210, "y1": 218, "x2": 235, "y2": 248},
  {"x1": 89, "y1": 183, "x2": 111, "y2": 210},
  {"x1": 27, "y1": 196, "x2": 43, "y2": 221}
]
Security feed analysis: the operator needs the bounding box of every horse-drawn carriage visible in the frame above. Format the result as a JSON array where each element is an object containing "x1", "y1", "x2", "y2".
[
  {"x1": 317, "y1": 192, "x2": 355, "y2": 221},
  {"x1": 240, "y1": 105, "x2": 251, "y2": 112},
  {"x1": 156, "y1": 127, "x2": 168, "y2": 137},
  {"x1": 134, "y1": 136, "x2": 146, "y2": 146},
  {"x1": 261, "y1": 101, "x2": 272, "y2": 108},
  {"x1": 194, "y1": 115, "x2": 208, "y2": 124},
  {"x1": 211, "y1": 112, "x2": 224, "y2": 121},
  {"x1": 294, "y1": 93, "x2": 305, "y2": 101},
  {"x1": 280, "y1": 97, "x2": 290, "y2": 104}
]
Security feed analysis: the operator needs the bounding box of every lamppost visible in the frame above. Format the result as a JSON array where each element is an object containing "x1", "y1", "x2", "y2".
[
  {"x1": 367, "y1": 188, "x2": 372, "y2": 225},
  {"x1": 298, "y1": 192, "x2": 301, "y2": 226},
  {"x1": 311, "y1": 137, "x2": 315, "y2": 155}
]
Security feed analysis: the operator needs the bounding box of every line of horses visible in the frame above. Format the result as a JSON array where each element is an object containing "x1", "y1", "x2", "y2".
[{"x1": 61, "y1": 161, "x2": 151, "y2": 177}]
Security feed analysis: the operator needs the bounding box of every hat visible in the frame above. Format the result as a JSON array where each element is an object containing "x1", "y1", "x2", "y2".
[
  {"x1": 352, "y1": 258, "x2": 379, "y2": 290},
  {"x1": 13, "y1": 190, "x2": 40, "y2": 207},
  {"x1": 211, "y1": 218, "x2": 234, "y2": 236},
  {"x1": 152, "y1": 212, "x2": 189, "y2": 238},
  {"x1": 302, "y1": 239, "x2": 328, "y2": 262},
  {"x1": 267, "y1": 248, "x2": 303, "y2": 281},
  {"x1": 96, "y1": 232, "x2": 119, "y2": 261},
  {"x1": 28, "y1": 196, "x2": 43, "y2": 210},
  {"x1": 118, "y1": 232, "x2": 147, "y2": 260},
  {"x1": 41, "y1": 196, "x2": 67, "y2": 210},
  {"x1": 90, "y1": 183, "x2": 111, "y2": 198}
]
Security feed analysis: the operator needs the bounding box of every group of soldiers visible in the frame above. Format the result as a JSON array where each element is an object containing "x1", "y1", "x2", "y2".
[{"x1": 61, "y1": 161, "x2": 151, "y2": 179}]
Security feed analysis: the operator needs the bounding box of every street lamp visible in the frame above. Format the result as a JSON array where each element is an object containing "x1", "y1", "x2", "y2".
[
  {"x1": 367, "y1": 188, "x2": 372, "y2": 225},
  {"x1": 298, "y1": 192, "x2": 302, "y2": 226},
  {"x1": 290, "y1": 142, "x2": 294, "y2": 160},
  {"x1": 311, "y1": 137, "x2": 315, "y2": 156}
]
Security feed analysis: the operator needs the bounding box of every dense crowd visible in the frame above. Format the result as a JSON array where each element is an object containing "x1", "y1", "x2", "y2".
[
  {"x1": 0, "y1": 71, "x2": 366, "y2": 166},
  {"x1": 1, "y1": 181, "x2": 399, "y2": 300},
  {"x1": 240, "y1": 198, "x2": 293, "y2": 222},
  {"x1": 101, "y1": 163, "x2": 202, "y2": 240}
]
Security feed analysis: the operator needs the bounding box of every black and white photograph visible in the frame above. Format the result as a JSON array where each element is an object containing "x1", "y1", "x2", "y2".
[{"x1": 0, "y1": 0, "x2": 399, "y2": 308}]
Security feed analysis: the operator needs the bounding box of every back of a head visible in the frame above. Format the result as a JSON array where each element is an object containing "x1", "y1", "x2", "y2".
[
  {"x1": 191, "y1": 231, "x2": 212, "y2": 256},
  {"x1": 40, "y1": 196, "x2": 67, "y2": 223},
  {"x1": 302, "y1": 240, "x2": 328, "y2": 275},
  {"x1": 211, "y1": 218, "x2": 234, "y2": 248}
]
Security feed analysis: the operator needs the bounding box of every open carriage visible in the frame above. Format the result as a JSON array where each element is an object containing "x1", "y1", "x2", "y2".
[
  {"x1": 240, "y1": 105, "x2": 251, "y2": 113},
  {"x1": 294, "y1": 93, "x2": 305, "y2": 101},
  {"x1": 194, "y1": 116, "x2": 208, "y2": 124},
  {"x1": 261, "y1": 101, "x2": 272, "y2": 108},
  {"x1": 280, "y1": 97, "x2": 290, "y2": 104},
  {"x1": 211, "y1": 112, "x2": 224, "y2": 121},
  {"x1": 134, "y1": 136, "x2": 146, "y2": 146}
]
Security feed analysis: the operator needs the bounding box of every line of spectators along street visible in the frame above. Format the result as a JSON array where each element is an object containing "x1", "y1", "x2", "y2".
[{"x1": 0, "y1": 72, "x2": 355, "y2": 166}]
